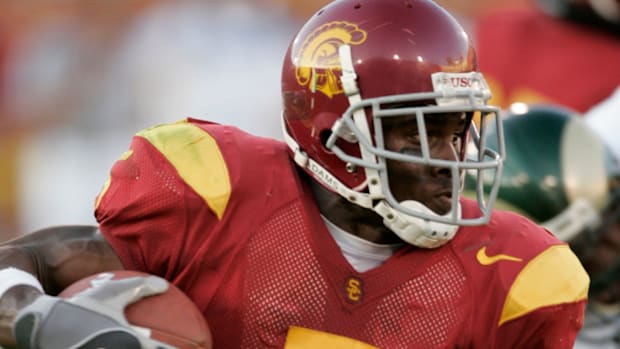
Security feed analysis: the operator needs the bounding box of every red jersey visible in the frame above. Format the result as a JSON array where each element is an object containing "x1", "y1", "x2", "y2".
[
  {"x1": 475, "y1": 9, "x2": 620, "y2": 113},
  {"x1": 95, "y1": 118, "x2": 588, "y2": 348}
]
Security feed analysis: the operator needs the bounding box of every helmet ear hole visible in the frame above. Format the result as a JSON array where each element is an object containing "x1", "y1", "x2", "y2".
[{"x1": 319, "y1": 129, "x2": 333, "y2": 152}]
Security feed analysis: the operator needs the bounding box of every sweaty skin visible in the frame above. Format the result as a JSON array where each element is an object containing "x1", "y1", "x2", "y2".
[
  {"x1": 0, "y1": 226, "x2": 122, "y2": 346},
  {"x1": 384, "y1": 113, "x2": 468, "y2": 216}
]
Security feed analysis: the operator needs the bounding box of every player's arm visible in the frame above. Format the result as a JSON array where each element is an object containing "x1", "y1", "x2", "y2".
[{"x1": 0, "y1": 225, "x2": 124, "y2": 347}]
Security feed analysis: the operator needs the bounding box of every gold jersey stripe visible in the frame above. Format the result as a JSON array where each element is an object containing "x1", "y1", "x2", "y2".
[
  {"x1": 499, "y1": 244, "x2": 589, "y2": 326},
  {"x1": 95, "y1": 150, "x2": 133, "y2": 210},
  {"x1": 138, "y1": 120, "x2": 231, "y2": 220},
  {"x1": 285, "y1": 326, "x2": 379, "y2": 349}
]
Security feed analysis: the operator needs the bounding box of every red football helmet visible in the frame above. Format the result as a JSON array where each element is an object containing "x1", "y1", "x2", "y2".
[{"x1": 281, "y1": 0, "x2": 504, "y2": 248}]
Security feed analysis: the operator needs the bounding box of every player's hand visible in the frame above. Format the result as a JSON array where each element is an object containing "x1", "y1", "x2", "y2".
[{"x1": 12, "y1": 275, "x2": 176, "y2": 349}]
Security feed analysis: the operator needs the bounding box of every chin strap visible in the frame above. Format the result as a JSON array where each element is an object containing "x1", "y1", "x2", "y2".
[
  {"x1": 280, "y1": 113, "x2": 374, "y2": 209},
  {"x1": 375, "y1": 200, "x2": 461, "y2": 248},
  {"x1": 338, "y1": 44, "x2": 382, "y2": 198},
  {"x1": 284, "y1": 111, "x2": 462, "y2": 249}
]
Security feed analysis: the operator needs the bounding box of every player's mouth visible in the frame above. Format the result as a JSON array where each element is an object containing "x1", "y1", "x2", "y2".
[{"x1": 427, "y1": 190, "x2": 453, "y2": 215}]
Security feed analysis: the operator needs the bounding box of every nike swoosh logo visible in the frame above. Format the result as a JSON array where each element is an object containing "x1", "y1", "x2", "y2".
[{"x1": 476, "y1": 246, "x2": 523, "y2": 265}]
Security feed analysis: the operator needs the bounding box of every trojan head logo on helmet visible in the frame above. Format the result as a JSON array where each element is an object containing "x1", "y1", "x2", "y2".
[
  {"x1": 281, "y1": 0, "x2": 504, "y2": 248},
  {"x1": 295, "y1": 21, "x2": 367, "y2": 99}
]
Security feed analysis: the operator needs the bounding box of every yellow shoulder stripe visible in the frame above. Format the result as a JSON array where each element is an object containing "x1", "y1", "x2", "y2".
[
  {"x1": 137, "y1": 120, "x2": 231, "y2": 219},
  {"x1": 285, "y1": 326, "x2": 378, "y2": 349},
  {"x1": 500, "y1": 244, "x2": 589, "y2": 326}
]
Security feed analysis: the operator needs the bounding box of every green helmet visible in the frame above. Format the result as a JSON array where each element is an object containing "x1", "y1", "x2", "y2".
[
  {"x1": 465, "y1": 104, "x2": 620, "y2": 297},
  {"x1": 467, "y1": 104, "x2": 619, "y2": 238}
]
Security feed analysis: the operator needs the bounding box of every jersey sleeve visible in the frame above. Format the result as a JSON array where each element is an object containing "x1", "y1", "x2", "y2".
[
  {"x1": 496, "y1": 301, "x2": 586, "y2": 348},
  {"x1": 495, "y1": 244, "x2": 589, "y2": 348},
  {"x1": 94, "y1": 120, "x2": 231, "y2": 277}
]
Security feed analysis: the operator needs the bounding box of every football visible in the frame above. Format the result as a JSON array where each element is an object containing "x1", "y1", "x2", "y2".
[{"x1": 59, "y1": 270, "x2": 212, "y2": 349}]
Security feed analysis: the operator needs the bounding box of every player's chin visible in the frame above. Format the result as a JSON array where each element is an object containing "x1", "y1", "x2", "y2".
[{"x1": 425, "y1": 195, "x2": 453, "y2": 216}]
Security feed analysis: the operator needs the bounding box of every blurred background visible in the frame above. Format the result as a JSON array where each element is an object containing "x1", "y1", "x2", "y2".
[
  {"x1": 0, "y1": 0, "x2": 329, "y2": 239},
  {"x1": 0, "y1": 0, "x2": 618, "y2": 240}
]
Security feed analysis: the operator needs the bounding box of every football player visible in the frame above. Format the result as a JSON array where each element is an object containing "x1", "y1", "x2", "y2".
[
  {"x1": 0, "y1": 0, "x2": 588, "y2": 348},
  {"x1": 465, "y1": 104, "x2": 620, "y2": 348}
]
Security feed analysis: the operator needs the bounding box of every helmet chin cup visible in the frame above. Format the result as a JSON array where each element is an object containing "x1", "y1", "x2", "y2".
[{"x1": 375, "y1": 200, "x2": 461, "y2": 248}]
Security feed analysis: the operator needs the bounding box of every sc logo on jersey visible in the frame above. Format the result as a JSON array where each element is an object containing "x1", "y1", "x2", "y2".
[
  {"x1": 344, "y1": 276, "x2": 364, "y2": 304},
  {"x1": 294, "y1": 21, "x2": 367, "y2": 98}
]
